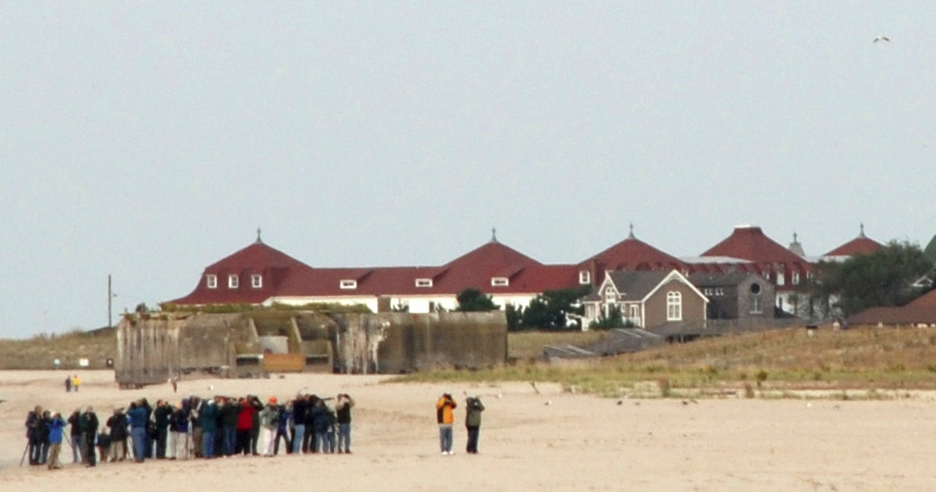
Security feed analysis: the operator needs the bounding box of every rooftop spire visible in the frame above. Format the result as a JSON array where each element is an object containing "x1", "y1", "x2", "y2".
[
  {"x1": 628, "y1": 223, "x2": 635, "y2": 239},
  {"x1": 256, "y1": 227, "x2": 263, "y2": 243},
  {"x1": 490, "y1": 227, "x2": 498, "y2": 243},
  {"x1": 859, "y1": 223, "x2": 866, "y2": 238}
]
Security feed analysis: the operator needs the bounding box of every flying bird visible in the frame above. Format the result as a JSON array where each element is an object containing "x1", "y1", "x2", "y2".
[{"x1": 873, "y1": 35, "x2": 890, "y2": 43}]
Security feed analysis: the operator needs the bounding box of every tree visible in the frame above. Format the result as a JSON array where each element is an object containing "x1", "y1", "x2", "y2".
[
  {"x1": 799, "y1": 240, "x2": 932, "y2": 318},
  {"x1": 589, "y1": 306, "x2": 632, "y2": 330},
  {"x1": 519, "y1": 286, "x2": 591, "y2": 330},
  {"x1": 505, "y1": 303, "x2": 524, "y2": 331},
  {"x1": 455, "y1": 288, "x2": 500, "y2": 312}
]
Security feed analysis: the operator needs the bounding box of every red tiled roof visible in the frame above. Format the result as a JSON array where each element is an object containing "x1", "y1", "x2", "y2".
[
  {"x1": 579, "y1": 234, "x2": 686, "y2": 271},
  {"x1": 824, "y1": 235, "x2": 883, "y2": 257},
  {"x1": 848, "y1": 289, "x2": 936, "y2": 325},
  {"x1": 169, "y1": 240, "x2": 315, "y2": 305},
  {"x1": 702, "y1": 226, "x2": 806, "y2": 263}
]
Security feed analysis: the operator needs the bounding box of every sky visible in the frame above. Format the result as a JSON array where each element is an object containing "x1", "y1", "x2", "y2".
[{"x1": 2, "y1": 2, "x2": 935, "y2": 338}]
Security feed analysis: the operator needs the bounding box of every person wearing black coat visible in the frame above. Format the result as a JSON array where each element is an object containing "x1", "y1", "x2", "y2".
[
  {"x1": 152, "y1": 400, "x2": 172, "y2": 459},
  {"x1": 107, "y1": 408, "x2": 129, "y2": 462},
  {"x1": 67, "y1": 409, "x2": 84, "y2": 464},
  {"x1": 79, "y1": 407, "x2": 99, "y2": 466}
]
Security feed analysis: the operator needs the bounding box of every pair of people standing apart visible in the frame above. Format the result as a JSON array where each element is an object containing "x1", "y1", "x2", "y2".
[{"x1": 435, "y1": 393, "x2": 484, "y2": 455}]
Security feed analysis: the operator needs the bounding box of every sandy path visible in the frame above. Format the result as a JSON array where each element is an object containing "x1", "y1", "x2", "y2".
[{"x1": 1, "y1": 370, "x2": 934, "y2": 491}]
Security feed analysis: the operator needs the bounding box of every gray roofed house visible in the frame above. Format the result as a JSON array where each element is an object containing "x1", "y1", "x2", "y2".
[{"x1": 582, "y1": 270, "x2": 707, "y2": 329}]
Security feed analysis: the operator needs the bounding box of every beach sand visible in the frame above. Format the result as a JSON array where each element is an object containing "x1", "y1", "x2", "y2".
[{"x1": 1, "y1": 370, "x2": 934, "y2": 491}]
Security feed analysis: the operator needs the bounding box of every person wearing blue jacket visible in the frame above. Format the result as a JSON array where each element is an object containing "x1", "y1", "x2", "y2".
[
  {"x1": 46, "y1": 411, "x2": 67, "y2": 470},
  {"x1": 127, "y1": 401, "x2": 149, "y2": 462}
]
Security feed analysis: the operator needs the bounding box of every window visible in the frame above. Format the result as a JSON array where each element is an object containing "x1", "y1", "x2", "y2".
[
  {"x1": 415, "y1": 278, "x2": 433, "y2": 288},
  {"x1": 666, "y1": 291, "x2": 682, "y2": 321},
  {"x1": 206, "y1": 274, "x2": 217, "y2": 289},
  {"x1": 792, "y1": 272, "x2": 800, "y2": 285},
  {"x1": 579, "y1": 270, "x2": 591, "y2": 284},
  {"x1": 228, "y1": 274, "x2": 239, "y2": 289},
  {"x1": 776, "y1": 268, "x2": 785, "y2": 286},
  {"x1": 491, "y1": 277, "x2": 509, "y2": 287},
  {"x1": 340, "y1": 280, "x2": 357, "y2": 290},
  {"x1": 604, "y1": 288, "x2": 617, "y2": 302},
  {"x1": 750, "y1": 283, "x2": 763, "y2": 314},
  {"x1": 629, "y1": 305, "x2": 639, "y2": 322},
  {"x1": 251, "y1": 274, "x2": 262, "y2": 289}
]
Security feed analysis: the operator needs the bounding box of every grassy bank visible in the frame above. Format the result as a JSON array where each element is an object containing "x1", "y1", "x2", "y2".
[
  {"x1": 396, "y1": 326, "x2": 936, "y2": 397},
  {"x1": 0, "y1": 328, "x2": 117, "y2": 370}
]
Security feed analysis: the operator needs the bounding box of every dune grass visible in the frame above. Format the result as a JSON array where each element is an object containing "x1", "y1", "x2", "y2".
[
  {"x1": 0, "y1": 328, "x2": 117, "y2": 370},
  {"x1": 395, "y1": 326, "x2": 936, "y2": 397}
]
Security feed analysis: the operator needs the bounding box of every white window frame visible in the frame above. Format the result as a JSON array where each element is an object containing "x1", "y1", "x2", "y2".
[
  {"x1": 251, "y1": 274, "x2": 262, "y2": 289},
  {"x1": 792, "y1": 272, "x2": 800, "y2": 285},
  {"x1": 340, "y1": 279, "x2": 357, "y2": 290},
  {"x1": 604, "y1": 288, "x2": 616, "y2": 302},
  {"x1": 579, "y1": 270, "x2": 591, "y2": 284},
  {"x1": 415, "y1": 278, "x2": 433, "y2": 288},
  {"x1": 751, "y1": 294, "x2": 763, "y2": 314},
  {"x1": 491, "y1": 277, "x2": 509, "y2": 287},
  {"x1": 629, "y1": 304, "x2": 639, "y2": 323},
  {"x1": 666, "y1": 291, "x2": 682, "y2": 321},
  {"x1": 228, "y1": 274, "x2": 239, "y2": 289},
  {"x1": 206, "y1": 274, "x2": 217, "y2": 289}
]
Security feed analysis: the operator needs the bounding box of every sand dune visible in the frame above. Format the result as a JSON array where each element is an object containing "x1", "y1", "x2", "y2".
[{"x1": 1, "y1": 370, "x2": 935, "y2": 491}]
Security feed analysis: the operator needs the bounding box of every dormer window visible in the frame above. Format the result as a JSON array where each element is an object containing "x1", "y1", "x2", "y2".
[
  {"x1": 228, "y1": 274, "x2": 239, "y2": 289},
  {"x1": 579, "y1": 270, "x2": 591, "y2": 284},
  {"x1": 251, "y1": 274, "x2": 263, "y2": 289},
  {"x1": 415, "y1": 278, "x2": 433, "y2": 288},
  {"x1": 792, "y1": 272, "x2": 800, "y2": 285},
  {"x1": 604, "y1": 288, "x2": 617, "y2": 302},
  {"x1": 340, "y1": 280, "x2": 357, "y2": 290},
  {"x1": 491, "y1": 277, "x2": 509, "y2": 287},
  {"x1": 206, "y1": 274, "x2": 217, "y2": 289}
]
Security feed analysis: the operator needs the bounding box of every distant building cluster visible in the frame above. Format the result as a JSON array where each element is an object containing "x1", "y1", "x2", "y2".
[{"x1": 166, "y1": 225, "x2": 883, "y2": 329}]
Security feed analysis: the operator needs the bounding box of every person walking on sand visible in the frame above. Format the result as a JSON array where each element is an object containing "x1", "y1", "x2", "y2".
[
  {"x1": 464, "y1": 396, "x2": 485, "y2": 454},
  {"x1": 64, "y1": 376, "x2": 72, "y2": 393},
  {"x1": 436, "y1": 393, "x2": 457, "y2": 455},
  {"x1": 72, "y1": 375, "x2": 81, "y2": 392}
]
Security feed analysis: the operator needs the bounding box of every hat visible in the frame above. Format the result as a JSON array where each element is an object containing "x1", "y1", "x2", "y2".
[{"x1": 268, "y1": 396, "x2": 277, "y2": 404}]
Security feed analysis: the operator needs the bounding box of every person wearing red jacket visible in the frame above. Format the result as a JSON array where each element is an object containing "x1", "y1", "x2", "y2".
[
  {"x1": 436, "y1": 393, "x2": 457, "y2": 455},
  {"x1": 236, "y1": 397, "x2": 257, "y2": 455}
]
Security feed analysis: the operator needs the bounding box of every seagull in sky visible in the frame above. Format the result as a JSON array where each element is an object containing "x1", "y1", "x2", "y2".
[{"x1": 873, "y1": 35, "x2": 890, "y2": 43}]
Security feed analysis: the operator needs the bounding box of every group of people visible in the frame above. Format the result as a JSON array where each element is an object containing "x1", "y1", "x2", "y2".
[
  {"x1": 25, "y1": 388, "x2": 486, "y2": 470},
  {"x1": 63, "y1": 375, "x2": 81, "y2": 393},
  {"x1": 436, "y1": 393, "x2": 485, "y2": 455},
  {"x1": 23, "y1": 391, "x2": 355, "y2": 470}
]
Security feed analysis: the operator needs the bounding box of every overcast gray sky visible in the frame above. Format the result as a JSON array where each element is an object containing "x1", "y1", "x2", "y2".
[{"x1": 2, "y1": 2, "x2": 934, "y2": 338}]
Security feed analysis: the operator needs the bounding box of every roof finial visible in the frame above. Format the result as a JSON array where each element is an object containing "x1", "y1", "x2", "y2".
[
  {"x1": 628, "y1": 223, "x2": 635, "y2": 239},
  {"x1": 490, "y1": 227, "x2": 498, "y2": 243},
  {"x1": 256, "y1": 227, "x2": 263, "y2": 243},
  {"x1": 859, "y1": 222, "x2": 865, "y2": 238},
  {"x1": 793, "y1": 231, "x2": 798, "y2": 242}
]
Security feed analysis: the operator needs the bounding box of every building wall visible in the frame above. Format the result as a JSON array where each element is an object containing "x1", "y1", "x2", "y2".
[{"x1": 643, "y1": 281, "x2": 706, "y2": 328}]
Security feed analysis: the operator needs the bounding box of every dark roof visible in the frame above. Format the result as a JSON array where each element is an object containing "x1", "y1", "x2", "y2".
[
  {"x1": 605, "y1": 270, "x2": 671, "y2": 301},
  {"x1": 688, "y1": 271, "x2": 762, "y2": 287}
]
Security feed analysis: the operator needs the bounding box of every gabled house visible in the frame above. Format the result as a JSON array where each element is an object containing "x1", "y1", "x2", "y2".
[{"x1": 581, "y1": 270, "x2": 707, "y2": 328}]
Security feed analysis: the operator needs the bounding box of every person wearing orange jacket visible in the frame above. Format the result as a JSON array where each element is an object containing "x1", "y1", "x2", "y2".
[{"x1": 436, "y1": 393, "x2": 457, "y2": 455}]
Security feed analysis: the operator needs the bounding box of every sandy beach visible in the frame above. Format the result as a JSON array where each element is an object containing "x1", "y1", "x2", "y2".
[{"x1": 1, "y1": 370, "x2": 935, "y2": 491}]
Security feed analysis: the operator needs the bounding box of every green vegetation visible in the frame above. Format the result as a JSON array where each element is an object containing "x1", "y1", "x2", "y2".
[
  {"x1": 455, "y1": 288, "x2": 500, "y2": 312},
  {"x1": 798, "y1": 240, "x2": 933, "y2": 318}
]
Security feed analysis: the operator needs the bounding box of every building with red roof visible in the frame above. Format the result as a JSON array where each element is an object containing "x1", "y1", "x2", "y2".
[
  {"x1": 577, "y1": 225, "x2": 687, "y2": 286},
  {"x1": 168, "y1": 230, "x2": 579, "y2": 314},
  {"x1": 822, "y1": 224, "x2": 884, "y2": 258}
]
